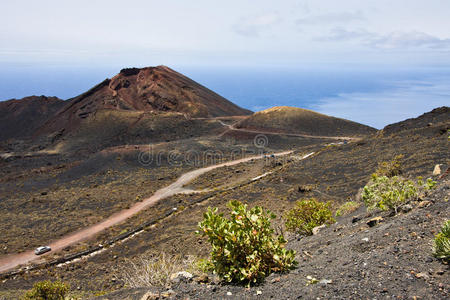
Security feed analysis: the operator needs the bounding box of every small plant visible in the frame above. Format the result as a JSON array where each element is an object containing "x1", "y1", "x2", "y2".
[
  {"x1": 335, "y1": 201, "x2": 360, "y2": 217},
  {"x1": 305, "y1": 275, "x2": 319, "y2": 286},
  {"x1": 93, "y1": 291, "x2": 108, "y2": 297},
  {"x1": 22, "y1": 280, "x2": 69, "y2": 300},
  {"x1": 362, "y1": 175, "x2": 436, "y2": 214},
  {"x1": 417, "y1": 176, "x2": 437, "y2": 191},
  {"x1": 197, "y1": 200, "x2": 297, "y2": 285},
  {"x1": 285, "y1": 198, "x2": 335, "y2": 236},
  {"x1": 374, "y1": 155, "x2": 404, "y2": 177},
  {"x1": 433, "y1": 220, "x2": 450, "y2": 263}
]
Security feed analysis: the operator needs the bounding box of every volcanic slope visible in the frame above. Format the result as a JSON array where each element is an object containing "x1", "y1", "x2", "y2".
[
  {"x1": 236, "y1": 106, "x2": 377, "y2": 137},
  {"x1": 0, "y1": 96, "x2": 65, "y2": 141},
  {"x1": 0, "y1": 103, "x2": 447, "y2": 298},
  {"x1": 0, "y1": 66, "x2": 252, "y2": 153},
  {"x1": 38, "y1": 65, "x2": 251, "y2": 136}
]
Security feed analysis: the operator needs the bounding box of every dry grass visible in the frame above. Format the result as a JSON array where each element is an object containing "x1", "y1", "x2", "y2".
[
  {"x1": 335, "y1": 201, "x2": 361, "y2": 217},
  {"x1": 118, "y1": 252, "x2": 197, "y2": 288}
]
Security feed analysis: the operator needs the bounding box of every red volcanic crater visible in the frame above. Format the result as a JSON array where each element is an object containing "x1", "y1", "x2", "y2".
[
  {"x1": 0, "y1": 66, "x2": 252, "y2": 141},
  {"x1": 38, "y1": 66, "x2": 251, "y2": 135}
]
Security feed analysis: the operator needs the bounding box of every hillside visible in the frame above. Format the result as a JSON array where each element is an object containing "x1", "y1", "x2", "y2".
[
  {"x1": 0, "y1": 107, "x2": 447, "y2": 299},
  {"x1": 0, "y1": 96, "x2": 65, "y2": 141},
  {"x1": 0, "y1": 66, "x2": 253, "y2": 153},
  {"x1": 236, "y1": 106, "x2": 377, "y2": 137},
  {"x1": 0, "y1": 66, "x2": 251, "y2": 145},
  {"x1": 100, "y1": 180, "x2": 450, "y2": 299},
  {"x1": 381, "y1": 106, "x2": 449, "y2": 136},
  {"x1": 38, "y1": 66, "x2": 251, "y2": 136},
  {"x1": 91, "y1": 106, "x2": 448, "y2": 299}
]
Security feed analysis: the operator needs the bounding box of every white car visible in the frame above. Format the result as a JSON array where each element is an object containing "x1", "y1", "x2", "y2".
[{"x1": 34, "y1": 246, "x2": 51, "y2": 255}]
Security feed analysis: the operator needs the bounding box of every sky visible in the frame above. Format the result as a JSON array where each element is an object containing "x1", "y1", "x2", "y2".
[
  {"x1": 2, "y1": 0, "x2": 450, "y2": 68},
  {"x1": 1, "y1": 0, "x2": 449, "y2": 128}
]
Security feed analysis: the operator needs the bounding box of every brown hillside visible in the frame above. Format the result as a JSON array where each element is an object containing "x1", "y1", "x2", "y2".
[
  {"x1": 381, "y1": 106, "x2": 449, "y2": 136},
  {"x1": 0, "y1": 96, "x2": 65, "y2": 141},
  {"x1": 0, "y1": 107, "x2": 448, "y2": 298},
  {"x1": 236, "y1": 106, "x2": 377, "y2": 137},
  {"x1": 39, "y1": 66, "x2": 251, "y2": 135}
]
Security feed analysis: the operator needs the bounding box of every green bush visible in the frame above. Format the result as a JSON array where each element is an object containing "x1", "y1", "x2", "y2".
[
  {"x1": 374, "y1": 154, "x2": 404, "y2": 177},
  {"x1": 433, "y1": 220, "x2": 450, "y2": 263},
  {"x1": 335, "y1": 201, "x2": 360, "y2": 217},
  {"x1": 285, "y1": 198, "x2": 335, "y2": 236},
  {"x1": 197, "y1": 200, "x2": 297, "y2": 285},
  {"x1": 362, "y1": 174, "x2": 436, "y2": 214},
  {"x1": 417, "y1": 176, "x2": 437, "y2": 191},
  {"x1": 22, "y1": 280, "x2": 69, "y2": 300}
]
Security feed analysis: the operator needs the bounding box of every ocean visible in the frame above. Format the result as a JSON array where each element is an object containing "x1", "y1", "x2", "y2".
[
  {"x1": 1, "y1": 65, "x2": 449, "y2": 129},
  {"x1": 183, "y1": 66, "x2": 450, "y2": 129}
]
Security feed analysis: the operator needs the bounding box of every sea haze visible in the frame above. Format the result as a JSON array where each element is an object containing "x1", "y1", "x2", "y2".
[
  {"x1": 183, "y1": 66, "x2": 450, "y2": 129},
  {"x1": 0, "y1": 65, "x2": 449, "y2": 129}
]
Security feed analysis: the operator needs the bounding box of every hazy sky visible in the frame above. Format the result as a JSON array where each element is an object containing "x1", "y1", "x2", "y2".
[
  {"x1": 1, "y1": 0, "x2": 449, "y2": 128},
  {"x1": 2, "y1": 0, "x2": 450, "y2": 68}
]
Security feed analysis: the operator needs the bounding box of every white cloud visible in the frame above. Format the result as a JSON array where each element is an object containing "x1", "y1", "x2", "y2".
[
  {"x1": 1, "y1": 1, "x2": 450, "y2": 66},
  {"x1": 317, "y1": 27, "x2": 450, "y2": 50},
  {"x1": 315, "y1": 27, "x2": 371, "y2": 41},
  {"x1": 370, "y1": 31, "x2": 450, "y2": 49},
  {"x1": 232, "y1": 13, "x2": 281, "y2": 37},
  {"x1": 296, "y1": 11, "x2": 365, "y2": 26}
]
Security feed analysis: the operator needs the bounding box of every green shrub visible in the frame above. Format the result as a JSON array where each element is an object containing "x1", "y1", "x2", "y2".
[
  {"x1": 417, "y1": 176, "x2": 437, "y2": 191},
  {"x1": 197, "y1": 200, "x2": 297, "y2": 285},
  {"x1": 335, "y1": 201, "x2": 360, "y2": 217},
  {"x1": 433, "y1": 220, "x2": 450, "y2": 263},
  {"x1": 362, "y1": 175, "x2": 436, "y2": 214},
  {"x1": 22, "y1": 280, "x2": 69, "y2": 300},
  {"x1": 285, "y1": 198, "x2": 335, "y2": 236},
  {"x1": 374, "y1": 154, "x2": 403, "y2": 177}
]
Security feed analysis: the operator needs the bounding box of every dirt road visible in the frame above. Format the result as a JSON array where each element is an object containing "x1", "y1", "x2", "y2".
[
  {"x1": 0, "y1": 150, "x2": 293, "y2": 273},
  {"x1": 217, "y1": 120, "x2": 360, "y2": 141}
]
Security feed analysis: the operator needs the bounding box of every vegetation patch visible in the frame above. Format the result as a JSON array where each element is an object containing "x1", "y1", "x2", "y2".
[
  {"x1": 374, "y1": 154, "x2": 404, "y2": 177},
  {"x1": 433, "y1": 220, "x2": 450, "y2": 263},
  {"x1": 284, "y1": 198, "x2": 335, "y2": 236},
  {"x1": 22, "y1": 280, "x2": 69, "y2": 300},
  {"x1": 362, "y1": 174, "x2": 436, "y2": 214},
  {"x1": 197, "y1": 200, "x2": 297, "y2": 285},
  {"x1": 335, "y1": 201, "x2": 360, "y2": 217}
]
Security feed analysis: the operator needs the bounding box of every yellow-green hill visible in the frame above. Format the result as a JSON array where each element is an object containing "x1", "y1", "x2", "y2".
[{"x1": 236, "y1": 106, "x2": 376, "y2": 137}]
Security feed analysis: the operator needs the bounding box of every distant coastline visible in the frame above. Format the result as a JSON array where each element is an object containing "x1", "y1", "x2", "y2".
[{"x1": 1, "y1": 65, "x2": 449, "y2": 128}]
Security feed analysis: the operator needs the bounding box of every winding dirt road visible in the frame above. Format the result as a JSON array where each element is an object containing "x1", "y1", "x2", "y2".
[
  {"x1": 0, "y1": 116, "x2": 352, "y2": 273},
  {"x1": 217, "y1": 120, "x2": 360, "y2": 141},
  {"x1": 0, "y1": 150, "x2": 293, "y2": 273}
]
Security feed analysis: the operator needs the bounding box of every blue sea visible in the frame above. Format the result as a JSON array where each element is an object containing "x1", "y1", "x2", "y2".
[{"x1": 1, "y1": 65, "x2": 449, "y2": 129}]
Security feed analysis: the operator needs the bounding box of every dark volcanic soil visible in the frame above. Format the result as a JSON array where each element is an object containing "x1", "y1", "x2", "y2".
[
  {"x1": 97, "y1": 179, "x2": 449, "y2": 300},
  {"x1": 0, "y1": 96, "x2": 65, "y2": 140},
  {"x1": 0, "y1": 105, "x2": 448, "y2": 299}
]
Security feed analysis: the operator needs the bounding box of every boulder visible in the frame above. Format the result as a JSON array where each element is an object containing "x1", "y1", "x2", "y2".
[
  {"x1": 170, "y1": 271, "x2": 193, "y2": 283},
  {"x1": 433, "y1": 164, "x2": 442, "y2": 176},
  {"x1": 367, "y1": 216, "x2": 383, "y2": 227},
  {"x1": 417, "y1": 201, "x2": 432, "y2": 208},
  {"x1": 312, "y1": 224, "x2": 327, "y2": 235}
]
